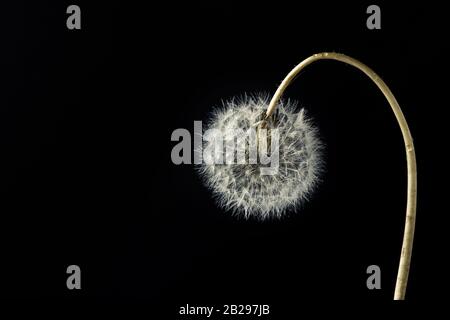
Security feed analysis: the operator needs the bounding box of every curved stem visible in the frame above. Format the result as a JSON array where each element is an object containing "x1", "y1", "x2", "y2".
[{"x1": 267, "y1": 52, "x2": 417, "y2": 300}]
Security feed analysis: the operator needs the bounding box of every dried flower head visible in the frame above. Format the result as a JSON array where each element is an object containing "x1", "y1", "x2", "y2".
[{"x1": 198, "y1": 94, "x2": 323, "y2": 219}]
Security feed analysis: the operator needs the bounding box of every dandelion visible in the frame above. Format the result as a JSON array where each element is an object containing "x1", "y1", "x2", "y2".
[
  {"x1": 198, "y1": 95, "x2": 322, "y2": 219},
  {"x1": 197, "y1": 52, "x2": 416, "y2": 300}
]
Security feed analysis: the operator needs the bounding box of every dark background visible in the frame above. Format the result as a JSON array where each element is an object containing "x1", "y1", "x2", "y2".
[{"x1": 1, "y1": 0, "x2": 448, "y2": 313}]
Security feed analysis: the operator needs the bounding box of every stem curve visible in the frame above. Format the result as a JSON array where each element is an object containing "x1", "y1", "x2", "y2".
[{"x1": 266, "y1": 52, "x2": 417, "y2": 300}]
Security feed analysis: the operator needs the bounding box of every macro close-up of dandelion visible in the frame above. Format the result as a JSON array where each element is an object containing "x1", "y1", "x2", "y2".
[
  {"x1": 198, "y1": 52, "x2": 417, "y2": 300},
  {"x1": 198, "y1": 95, "x2": 323, "y2": 219},
  {"x1": 6, "y1": 2, "x2": 444, "y2": 308}
]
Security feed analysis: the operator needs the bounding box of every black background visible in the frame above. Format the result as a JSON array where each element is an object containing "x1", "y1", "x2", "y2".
[{"x1": 1, "y1": 0, "x2": 448, "y2": 314}]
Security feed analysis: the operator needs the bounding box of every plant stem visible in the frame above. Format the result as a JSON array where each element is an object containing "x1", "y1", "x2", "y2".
[{"x1": 266, "y1": 52, "x2": 417, "y2": 300}]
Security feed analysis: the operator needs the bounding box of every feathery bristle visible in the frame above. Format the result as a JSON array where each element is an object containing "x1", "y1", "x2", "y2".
[{"x1": 197, "y1": 94, "x2": 323, "y2": 219}]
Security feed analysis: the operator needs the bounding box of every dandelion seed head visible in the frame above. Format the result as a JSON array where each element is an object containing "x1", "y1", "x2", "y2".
[{"x1": 198, "y1": 94, "x2": 323, "y2": 219}]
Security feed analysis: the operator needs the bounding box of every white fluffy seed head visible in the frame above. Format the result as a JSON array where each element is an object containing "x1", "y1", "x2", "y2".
[{"x1": 197, "y1": 94, "x2": 323, "y2": 219}]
